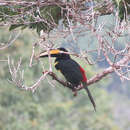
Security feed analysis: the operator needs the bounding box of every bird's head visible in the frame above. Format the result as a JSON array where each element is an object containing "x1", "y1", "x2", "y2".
[{"x1": 39, "y1": 47, "x2": 70, "y2": 59}]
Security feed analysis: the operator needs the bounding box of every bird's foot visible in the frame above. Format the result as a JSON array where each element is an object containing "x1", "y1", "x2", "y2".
[{"x1": 72, "y1": 88, "x2": 77, "y2": 96}]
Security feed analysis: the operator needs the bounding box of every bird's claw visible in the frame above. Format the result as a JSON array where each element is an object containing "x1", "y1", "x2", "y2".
[{"x1": 72, "y1": 88, "x2": 77, "y2": 96}]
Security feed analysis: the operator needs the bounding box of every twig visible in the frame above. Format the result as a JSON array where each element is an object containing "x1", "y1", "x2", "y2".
[
  {"x1": 0, "y1": 31, "x2": 21, "y2": 50},
  {"x1": 46, "y1": 47, "x2": 130, "y2": 91},
  {"x1": 8, "y1": 57, "x2": 49, "y2": 93},
  {"x1": 29, "y1": 43, "x2": 37, "y2": 67}
]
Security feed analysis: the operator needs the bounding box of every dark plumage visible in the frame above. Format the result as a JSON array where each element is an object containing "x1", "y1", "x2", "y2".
[
  {"x1": 55, "y1": 58, "x2": 83, "y2": 86},
  {"x1": 39, "y1": 47, "x2": 96, "y2": 111}
]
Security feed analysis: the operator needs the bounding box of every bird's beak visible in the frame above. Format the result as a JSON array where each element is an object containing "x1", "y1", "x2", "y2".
[{"x1": 39, "y1": 49, "x2": 61, "y2": 58}]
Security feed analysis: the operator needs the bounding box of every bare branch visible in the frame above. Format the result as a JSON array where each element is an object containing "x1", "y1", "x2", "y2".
[
  {"x1": 2, "y1": 0, "x2": 129, "y2": 95},
  {"x1": 8, "y1": 57, "x2": 49, "y2": 93},
  {"x1": 47, "y1": 47, "x2": 130, "y2": 91},
  {"x1": 0, "y1": 31, "x2": 21, "y2": 50},
  {"x1": 7, "y1": 44, "x2": 130, "y2": 95},
  {"x1": 29, "y1": 43, "x2": 37, "y2": 67}
]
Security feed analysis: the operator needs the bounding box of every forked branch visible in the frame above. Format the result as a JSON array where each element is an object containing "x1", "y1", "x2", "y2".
[{"x1": 8, "y1": 46, "x2": 130, "y2": 94}]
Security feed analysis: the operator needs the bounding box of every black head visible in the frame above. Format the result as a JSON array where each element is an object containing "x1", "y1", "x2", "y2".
[
  {"x1": 57, "y1": 47, "x2": 68, "y2": 52},
  {"x1": 39, "y1": 47, "x2": 70, "y2": 59},
  {"x1": 56, "y1": 47, "x2": 70, "y2": 59}
]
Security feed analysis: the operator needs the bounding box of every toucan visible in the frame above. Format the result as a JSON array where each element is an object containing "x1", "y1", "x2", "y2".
[{"x1": 39, "y1": 48, "x2": 96, "y2": 111}]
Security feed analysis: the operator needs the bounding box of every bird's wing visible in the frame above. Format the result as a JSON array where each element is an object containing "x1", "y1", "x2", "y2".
[{"x1": 57, "y1": 59, "x2": 83, "y2": 86}]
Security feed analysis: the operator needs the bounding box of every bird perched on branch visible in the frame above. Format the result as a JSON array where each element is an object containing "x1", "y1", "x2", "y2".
[{"x1": 39, "y1": 48, "x2": 96, "y2": 111}]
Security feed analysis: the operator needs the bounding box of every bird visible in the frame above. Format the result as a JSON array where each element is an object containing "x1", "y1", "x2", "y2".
[{"x1": 39, "y1": 47, "x2": 96, "y2": 111}]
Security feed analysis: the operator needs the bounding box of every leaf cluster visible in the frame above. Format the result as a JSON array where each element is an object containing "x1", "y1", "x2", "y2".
[
  {"x1": 113, "y1": 0, "x2": 130, "y2": 21},
  {"x1": 0, "y1": 2, "x2": 67, "y2": 34}
]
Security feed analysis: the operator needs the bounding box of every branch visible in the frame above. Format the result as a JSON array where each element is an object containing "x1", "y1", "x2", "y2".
[
  {"x1": 46, "y1": 68, "x2": 113, "y2": 91},
  {"x1": 87, "y1": 47, "x2": 130, "y2": 84},
  {"x1": 0, "y1": 31, "x2": 21, "y2": 50},
  {"x1": 47, "y1": 72, "x2": 74, "y2": 89},
  {"x1": 8, "y1": 57, "x2": 49, "y2": 93},
  {"x1": 47, "y1": 47, "x2": 130, "y2": 91},
  {"x1": 7, "y1": 46, "x2": 130, "y2": 96}
]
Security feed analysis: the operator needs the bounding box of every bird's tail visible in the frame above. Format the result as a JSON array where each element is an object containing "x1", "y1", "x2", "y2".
[{"x1": 82, "y1": 82, "x2": 96, "y2": 111}]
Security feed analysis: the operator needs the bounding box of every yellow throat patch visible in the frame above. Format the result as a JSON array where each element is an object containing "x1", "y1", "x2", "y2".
[{"x1": 54, "y1": 61, "x2": 59, "y2": 66}]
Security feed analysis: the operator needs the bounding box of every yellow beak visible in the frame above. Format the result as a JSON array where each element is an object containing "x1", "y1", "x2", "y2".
[{"x1": 39, "y1": 49, "x2": 61, "y2": 57}]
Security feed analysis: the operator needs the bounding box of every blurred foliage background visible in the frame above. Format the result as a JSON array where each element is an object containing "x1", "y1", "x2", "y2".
[
  {"x1": 0, "y1": 0, "x2": 130, "y2": 130},
  {"x1": 0, "y1": 28, "x2": 114, "y2": 130},
  {"x1": 0, "y1": 24, "x2": 130, "y2": 130}
]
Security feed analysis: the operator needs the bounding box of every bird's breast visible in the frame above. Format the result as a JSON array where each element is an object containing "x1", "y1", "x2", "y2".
[
  {"x1": 54, "y1": 59, "x2": 83, "y2": 86},
  {"x1": 54, "y1": 61, "x2": 61, "y2": 71}
]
